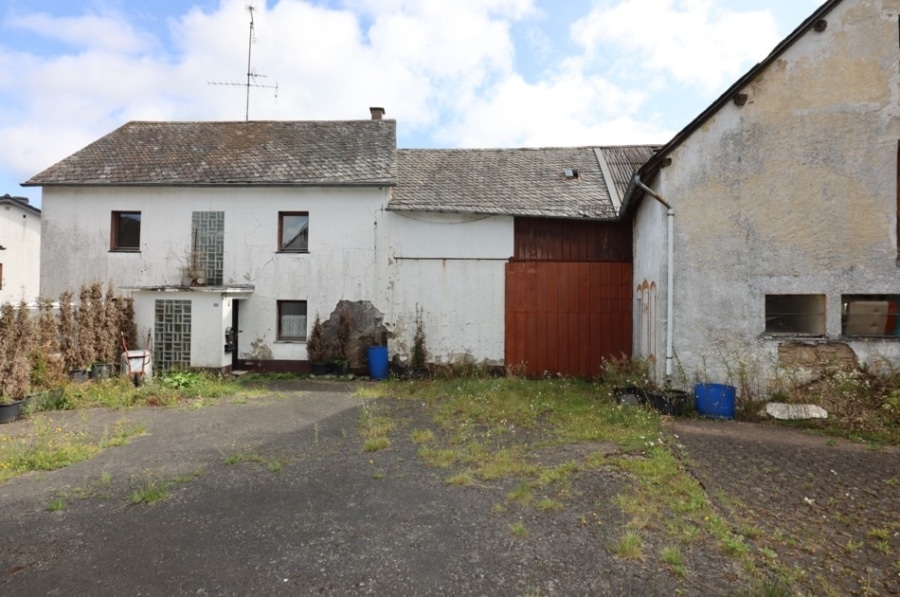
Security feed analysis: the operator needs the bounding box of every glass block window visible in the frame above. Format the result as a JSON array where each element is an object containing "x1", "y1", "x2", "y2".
[
  {"x1": 154, "y1": 299, "x2": 192, "y2": 371},
  {"x1": 277, "y1": 300, "x2": 307, "y2": 340},
  {"x1": 192, "y1": 211, "x2": 224, "y2": 285}
]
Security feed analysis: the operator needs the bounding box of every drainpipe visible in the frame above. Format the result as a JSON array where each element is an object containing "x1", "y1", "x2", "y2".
[{"x1": 632, "y1": 175, "x2": 675, "y2": 384}]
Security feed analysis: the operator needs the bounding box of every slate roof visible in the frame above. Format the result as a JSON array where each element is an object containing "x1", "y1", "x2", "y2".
[
  {"x1": 24, "y1": 120, "x2": 397, "y2": 187},
  {"x1": 390, "y1": 146, "x2": 659, "y2": 219},
  {"x1": 0, "y1": 194, "x2": 40, "y2": 216},
  {"x1": 601, "y1": 145, "x2": 661, "y2": 202}
]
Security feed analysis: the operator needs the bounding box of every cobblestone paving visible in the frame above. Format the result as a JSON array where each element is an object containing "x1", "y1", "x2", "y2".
[{"x1": 671, "y1": 419, "x2": 900, "y2": 596}]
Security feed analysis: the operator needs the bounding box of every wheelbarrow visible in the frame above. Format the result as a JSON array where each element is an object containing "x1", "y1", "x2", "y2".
[{"x1": 121, "y1": 332, "x2": 152, "y2": 387}]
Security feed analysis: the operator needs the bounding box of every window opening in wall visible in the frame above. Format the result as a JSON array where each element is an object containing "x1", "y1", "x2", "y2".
[
  {"x1": 764, "y1": 294, "x2": 826, "y2": 335},
  {"x1": 842, "y1": 295, "x2": 900, "y2": 337},
  {"x1": 111, "y1": 211, "x2": 141, "y2": 251},
  {"x1": 277, "y1": 300, "x2": 308, "y2": 340},
  {"x1": 279, "y1": 212, "x2": 309, "y2": 252}
]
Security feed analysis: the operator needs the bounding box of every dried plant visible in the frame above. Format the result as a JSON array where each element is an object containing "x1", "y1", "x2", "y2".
[
  {"x1": 119, "y1": 296, "x2": 138, "y2": 351},
  {"x1": 58, "y1": 289, "x2": 78, "y2": 371},
  {"x1": 99, "y1": 282, "x2": 120, "y2": 363},
  {"x1": 306, "y1": 315, "x2": 327, "y2": 363},
  {"x1": 331, "y1": 305, "x2": 354, "y2": 363},
  {"x1": 32, "y1": 297, "x2": 65, "y2": 389},
  {"x1": 74, "y1": 284, "x2": 96, "y2": 368},
  {"x1": 0, "y1": 301, "x2": 35, "y2": 401}
]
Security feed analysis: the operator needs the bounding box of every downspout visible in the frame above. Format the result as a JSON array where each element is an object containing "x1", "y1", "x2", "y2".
[{"x1": 631, "y1": 175, "x2": 675, "y2": 384}]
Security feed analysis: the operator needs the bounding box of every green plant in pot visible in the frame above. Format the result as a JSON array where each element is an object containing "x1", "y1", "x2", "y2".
[{"x1": 306, "y1": 315, "x2": 328, "y2": 375}]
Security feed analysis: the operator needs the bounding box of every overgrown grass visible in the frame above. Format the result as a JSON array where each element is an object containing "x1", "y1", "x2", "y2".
[
  {"x1": 366, "y1": 376, "x2": 787, "y2": 587},
  {"x1": 29, "y1": 372, "x2": 252, "y2": 413},
  {"x1": 0, "y1": 416, "x2": 145, "y2": 482}
]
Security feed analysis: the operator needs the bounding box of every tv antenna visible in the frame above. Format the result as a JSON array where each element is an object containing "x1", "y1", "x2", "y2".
[{"x1": 208, "y1": 3, "x2": 278, "y2": 121}]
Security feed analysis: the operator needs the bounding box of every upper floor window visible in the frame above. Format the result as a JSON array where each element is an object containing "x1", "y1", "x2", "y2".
[
  {"x1": 842, "y1": 295, "x2": 900, "y2": 337},
  {"x1": 279, "y1": 212, "x2": 309, "y2": 252},
  {"x1": 111, "y1": 211, "x2": 141, "y2": 251},
  {"x1": 765, "y1": 294, "x2": 826, "y2": 336}
]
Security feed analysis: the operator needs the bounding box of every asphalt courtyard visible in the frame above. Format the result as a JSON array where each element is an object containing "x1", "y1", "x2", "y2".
[{"x1": 0, "y1": 380, "x2": 897, "y2": 595}]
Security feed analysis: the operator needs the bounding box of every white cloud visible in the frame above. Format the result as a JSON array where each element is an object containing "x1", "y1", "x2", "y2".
[
  {"x1": 434, "y1": 65, "x2": 669, "y2": 148},
  {"x1": 7, "y1": 11, "x2": 154, "y2": 54},
  {"x1": 571, "y1": 0, "x2": 780, "y2": 93}
]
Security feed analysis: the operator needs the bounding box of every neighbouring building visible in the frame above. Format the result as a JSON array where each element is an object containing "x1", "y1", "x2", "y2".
[{"x1": 0, "y1": 194, "x2": 41, "y2": 304}]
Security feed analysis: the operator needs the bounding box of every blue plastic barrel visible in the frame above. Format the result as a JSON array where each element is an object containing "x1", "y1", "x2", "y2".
[
  {"x1": 694, "y1": 383, "x2": 736, "y2": 419},
  {"x1": 367, "y1": 346, "x2": 389, "y2": 380}
]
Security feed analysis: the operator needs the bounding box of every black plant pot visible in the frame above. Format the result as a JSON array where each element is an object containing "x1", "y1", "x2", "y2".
[
  {"x1": 69, "y1": 369, "x2": 88, "y2": 382},
  {"x1": 646, "y1": 390, "x2": 690, "y2": 416},
  {"x1": 0, "y1": 400, "x2": 23, "y2": 424},
  {"x1": 310, "y1": 362, "x2": 328, "y2": 376},
  {"x1": 90, "y1": 363, "x2": 116, "y2": 380}
]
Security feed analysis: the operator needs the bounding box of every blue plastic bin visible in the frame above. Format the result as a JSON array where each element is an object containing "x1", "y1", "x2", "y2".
[
  {"x1": 694, "y1": 383, "x2": 736, "y2": 419},
  {"x1": 367, "y1": 346, "x2": 389, "y2": 380}
]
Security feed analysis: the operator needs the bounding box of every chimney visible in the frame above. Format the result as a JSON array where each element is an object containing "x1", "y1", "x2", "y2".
[{"x1": 369, "y1": 107, "x2": 385, "y2": 120}]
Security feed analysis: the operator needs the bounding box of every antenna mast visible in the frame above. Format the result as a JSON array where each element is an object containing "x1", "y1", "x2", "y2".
[{"x1": 208, "y1": 3, "x2": 278, "y2": 121}]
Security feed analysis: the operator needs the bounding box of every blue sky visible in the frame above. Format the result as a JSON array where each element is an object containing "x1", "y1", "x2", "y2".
[{"x1": 1, "y1": 0, "x2": 824, "y2": 207}]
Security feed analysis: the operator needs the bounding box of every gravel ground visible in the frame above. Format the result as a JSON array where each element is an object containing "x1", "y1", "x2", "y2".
[
  {"x1": 671, "y1": 419, "x2": 900, "y2": 596},
  {"x1": 0, "y1": 381, "x2": 896, "y2": 595}
]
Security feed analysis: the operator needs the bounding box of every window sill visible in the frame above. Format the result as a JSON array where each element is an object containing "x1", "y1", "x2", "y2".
[
  {"x1": 109, "y1": 248, "x2": 141, "y2": 253},
  {"x1": 276, "y1": 250, "x2": 309, "y2": 255},
  {"x1": 275, "y1": 339, "x2": 307, "y2": 344},
  {"x1": 761, "y1": 333, "x2": 826, "y2": 340}
]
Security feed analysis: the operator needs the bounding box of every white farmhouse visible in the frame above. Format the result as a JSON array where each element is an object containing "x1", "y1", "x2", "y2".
[
  {"x1": 27, "y1": 117, "x2": 395, "y2": 372},
  {"x1": 25, "y1": 108, "x2": 650, "y2": 376},
  {"x1": 0, "y1": 194, "x2": 41, "y2": 304}
]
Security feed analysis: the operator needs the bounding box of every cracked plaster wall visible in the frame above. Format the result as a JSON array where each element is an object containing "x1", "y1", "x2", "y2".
[{"x1": 635, "y1": 0, "x2": 900, "y2": 388}]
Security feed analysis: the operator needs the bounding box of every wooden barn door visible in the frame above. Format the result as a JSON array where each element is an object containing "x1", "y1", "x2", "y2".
[{"x1": 505, "y1": 260, "x2": 632, "y2": 378}]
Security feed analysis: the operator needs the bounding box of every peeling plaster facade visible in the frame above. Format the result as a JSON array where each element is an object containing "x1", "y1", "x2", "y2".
[
  {"x1": 0, "y1": 197, "x2": 40, "y2": 304},
  {"x1": 386, "y1": 212, "x2": 512, "y2": 366},
  {"x1": 40, "y1": 185, "x2": 391, "y2": 370},
  {"x1": 634, "y1": 0, "x2": 900, "y2": 389},
  {"x1": 37, "y1": 185, "x2": 512, "y2": 371}
]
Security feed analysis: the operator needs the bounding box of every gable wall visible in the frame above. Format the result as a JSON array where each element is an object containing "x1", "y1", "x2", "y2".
[
  {"x1": 637, "y1": 0, "x2": 900, "y2": 387},
  {"x1": 0, "y1": 204, "x2": 41, "y2": 304}
]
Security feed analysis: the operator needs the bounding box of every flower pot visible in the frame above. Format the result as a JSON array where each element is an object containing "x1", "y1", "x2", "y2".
[
  {"x1": 90, "y1": 363, "x2": 116, "y2": 380},
  {"x1": 646, "y1": 390, "x2": 690, "y2": 416},
  {"x1": 310, "y1": 362, "x2": 328, "y2": 376},
  {"x1": 69, "y1": 369, "x2": 88, "y2": 382},
  {"x1": 0, "y1": 400, "x2": 23, "y2": 424}
]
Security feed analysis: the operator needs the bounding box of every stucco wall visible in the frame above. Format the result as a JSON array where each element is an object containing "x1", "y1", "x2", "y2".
[
  {"x1": 640, "y1": 0, "x2": 900, "y2": 390},
  {"x1": 0, "y1": 203, "x2": 40, "y2": 304},
  {"x1": 386, "y1": 211, "x2": 513, "y2": 364},
  {"x1": 40, "y1": 185, "x2": 390, "y2": 367}
]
